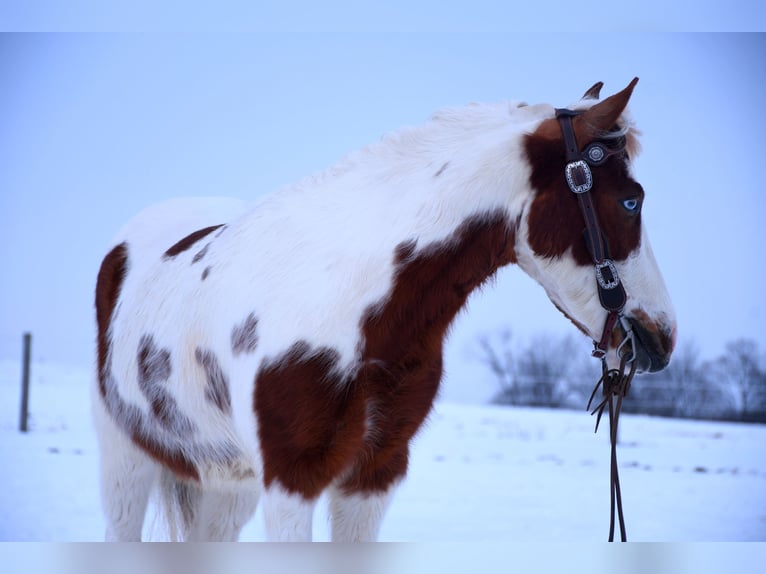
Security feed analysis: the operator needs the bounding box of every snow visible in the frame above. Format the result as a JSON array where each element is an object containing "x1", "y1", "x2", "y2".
[{"x1": 1, "y1": 359, "x2": 765, "y2": 543}]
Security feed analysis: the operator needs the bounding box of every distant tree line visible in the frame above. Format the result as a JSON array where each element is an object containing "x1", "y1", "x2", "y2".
[{"x1": 474, "y1": 330, "x2": 766, "y2": 424}]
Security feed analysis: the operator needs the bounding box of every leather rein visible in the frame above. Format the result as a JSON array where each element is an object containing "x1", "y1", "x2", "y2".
[{"x1": 555, "y1": 108, "x2": 638, "y2": 542}]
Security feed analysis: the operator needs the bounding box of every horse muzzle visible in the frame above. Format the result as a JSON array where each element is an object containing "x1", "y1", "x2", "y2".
[{"x1": 623, "y1": 314, "x2": 676, "y2": 373}]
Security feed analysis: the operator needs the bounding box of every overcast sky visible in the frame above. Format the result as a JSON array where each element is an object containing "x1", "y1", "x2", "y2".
[{"x1": 1, "y1": 30, "x2": 764, "y2": 402}]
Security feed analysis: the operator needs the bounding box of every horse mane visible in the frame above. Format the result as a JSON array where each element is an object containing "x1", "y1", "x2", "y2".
[
  {"x1": 299, "y1": 98, "x2": 641, "y2": 198},
  {"x1": 285, "y1": 100, "x2": 534, "y2": 193}
]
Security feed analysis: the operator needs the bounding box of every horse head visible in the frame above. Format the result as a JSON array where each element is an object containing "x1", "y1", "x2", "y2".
[{"x1": 518, "y1": 79, "x2": 676, "y2": 373}]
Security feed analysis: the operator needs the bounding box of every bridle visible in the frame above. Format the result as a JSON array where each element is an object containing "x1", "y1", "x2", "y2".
[
  {"x1": 556, "y1": 108, "x2": 633, "y2": 360},
  {"x1": 555, "y1": 108, "x2": 638, "y2": 542}
]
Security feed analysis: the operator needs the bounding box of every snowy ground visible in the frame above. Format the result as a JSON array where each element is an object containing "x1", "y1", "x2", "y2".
[{"x1": 1, "y1": 360, "x2": 765, "y2": 543}]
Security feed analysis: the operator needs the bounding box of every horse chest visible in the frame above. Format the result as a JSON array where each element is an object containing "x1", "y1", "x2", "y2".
[{"x1": 251, "y1": 209, "x2": 515, "y2": 499}]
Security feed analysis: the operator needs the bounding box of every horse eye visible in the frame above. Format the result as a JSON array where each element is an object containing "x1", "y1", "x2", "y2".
[{"x1": 622, "y1": 198, "x2": 640, "y2": 212}]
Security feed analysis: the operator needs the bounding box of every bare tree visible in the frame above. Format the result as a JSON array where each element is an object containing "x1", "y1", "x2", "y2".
[
  {"x1": 475, "y1": 329, "x2": 766, "y2": 422},
  {"x1": 624, "y1": 339, "x2": 728, "y2": 419},
  {"x1": 475, "y1": 329, "x2": 593, "y2": 408},
  {"x1": 476, "y1": 329, "x2": 519, "y2": 404},
  {"x1": 707, "y1": 338, "x2": 766, "y2": 420},
  {"x1": 658, "y1": 340, "x2": 713, "y2": 417},
  {"x1": 515, "y1": 334, "x2": 582, "y2": 407}
]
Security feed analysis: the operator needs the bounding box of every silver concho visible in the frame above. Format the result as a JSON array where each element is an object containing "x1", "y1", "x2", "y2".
[{"x1": 587, "y1": 145, "x2": 606, "y2": 164}]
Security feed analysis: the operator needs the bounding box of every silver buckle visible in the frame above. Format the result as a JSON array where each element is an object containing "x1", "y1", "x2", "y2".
[
  {"x1": 595, "y1": 259, "x2": 620, "y2": 290},
  {"x1": 565, "y1": 160, "x2": 593, "y2": 193}
]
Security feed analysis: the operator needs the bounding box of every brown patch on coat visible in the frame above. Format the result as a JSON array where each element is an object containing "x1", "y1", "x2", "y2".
[
  {"x1": 523, "y1": 80, "x2": 642, "y2": 266},
  {"x1": 95, "y1": 245, "x2": 201, "y2": 480},
  {"x1": 164, "y1": 225, "x2": 224, "y2": 258},
  {"x1": 255, "y1": 342, "x2": 366, "y2": 499},
  {"x1": 191, "y1": 243, "x2": 210, "y2": 264},
  {"x1": 523, "y1": 119, "x2": 643, "y2": 266},
  {"x1": 394, "y1": 239, "x2": 417, "y2": 263},
  {"x1": 254, "y1": 210, "x2": 517, "y2": 499},
  {"x1": 172, "y1": 480, "x2": 200, "y2": 532},
  {"x1": 95, "y1": 243, "x2": 129, "y2": 390},
  {"x1": 195, "y1": 348, "x2": 232, "y2": 414},
  {"x1": 344, "y1": 209, "x2": 516, "y2": 494},
  {"x1": 137, "y1": 335, "x2": 195, "y2": 435},
  {"x1": 137, "y1": 334, "x2": 171, "y2": 384},
  {"x1": 130, "y1": 430, "x2": 201, "y2": 481},
  {"x1": 100, "y1": 371, "x2": 199, "y2": 480},
  {"x1": 201, "y1": 267, "x2": 211, "y2": 281},
  {"x1": 231, "y1": 313, "x2": 259, "y2": 356},
  {"x1": 102, "y1": 363, "x2": 238, "y2": 481}
]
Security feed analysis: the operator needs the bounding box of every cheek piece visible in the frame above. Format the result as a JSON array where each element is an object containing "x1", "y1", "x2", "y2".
[
  {"x1": 556, "y1": 107, "x2": 638, "y2": 543},
  {"x1": 556, "y1": 108, "x2": 629, "y2": 357}
]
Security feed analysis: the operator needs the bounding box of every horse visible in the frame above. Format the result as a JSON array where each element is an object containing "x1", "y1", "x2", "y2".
[{"x1": 93, "y1": 78, "x2": 676, "y2": 541}]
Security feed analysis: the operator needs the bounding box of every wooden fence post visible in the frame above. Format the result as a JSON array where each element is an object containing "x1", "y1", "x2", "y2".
[{"x1": 19, "y1": 332, "x2": 32, "y2": 433}]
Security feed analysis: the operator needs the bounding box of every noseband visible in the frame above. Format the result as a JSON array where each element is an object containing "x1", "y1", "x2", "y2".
[{"x1": 556, "y1": 108, "x2": 638, "y2": 542}]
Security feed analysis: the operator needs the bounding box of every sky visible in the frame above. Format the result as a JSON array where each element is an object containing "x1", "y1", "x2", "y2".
[
  {"x1": 1, "y1": 2, "x2": 764, "y2": 32},
  {"x1": 1, "y1": 31, "x2": 765, "y2": 403}
]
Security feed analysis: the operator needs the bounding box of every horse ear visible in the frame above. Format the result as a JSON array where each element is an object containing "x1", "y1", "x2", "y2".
[
  {"x1": 575, "y1": 77, "x2": 638, "y2": 138},
  {"x1": 582, "y1": 81, "x2": 604, "y2": 100}
]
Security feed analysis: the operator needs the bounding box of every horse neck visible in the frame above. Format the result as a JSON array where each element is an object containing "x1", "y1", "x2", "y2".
[
  {"x1": 233, "y1": 103, "x2": 545, "y2": 290},
  {"x1": 326, "y1": 108, "x2": 538, "y2": 248}
]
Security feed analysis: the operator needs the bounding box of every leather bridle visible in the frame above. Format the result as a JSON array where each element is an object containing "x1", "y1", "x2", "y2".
[
  {"x1": 555, "y1": 108, "x2": 635, "y2": 359},
  {"x1": 555, "y1": 108, "x2": 638, "y2": 542}
]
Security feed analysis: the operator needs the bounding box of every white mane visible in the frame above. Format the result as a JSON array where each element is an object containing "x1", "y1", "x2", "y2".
[
  {"x1": 287, "y1": 99, "x2": 547, "y2": 195},
  {"x1": 283, "y1": 96, "x2": 641, "y2": 205}
]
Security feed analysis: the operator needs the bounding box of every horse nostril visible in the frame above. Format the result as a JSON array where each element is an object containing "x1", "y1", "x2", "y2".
[
  {"x1": 654, "y1": 322, "x2": 676, "y2": 362},
  {"x1": 627, "y1": 317, "x2": 673, "y2": 373},
  {"x1": 649, "y1": 350, "x2": 671, "y2": 373}
]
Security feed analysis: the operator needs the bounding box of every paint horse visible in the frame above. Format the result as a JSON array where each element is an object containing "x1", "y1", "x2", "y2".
[{"x1": 94, "y1": 79, "x2": 675, "y2": 541}]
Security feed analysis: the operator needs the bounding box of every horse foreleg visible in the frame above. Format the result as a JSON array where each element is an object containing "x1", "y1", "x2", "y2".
[
  {"x1": 328, "y1": 485, "x2": 397, "y2": 542},
  {"x1": 262, "y1": 483, "x2": 317, "y2": 541},
  {"x1": 326, "y1": 440, "x2": 410, "y2": 542}
]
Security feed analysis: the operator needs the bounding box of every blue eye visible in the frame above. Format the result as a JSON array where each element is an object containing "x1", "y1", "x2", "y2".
[{"x1": 622, "y1": 198, "x2": 640, "y2": 212}]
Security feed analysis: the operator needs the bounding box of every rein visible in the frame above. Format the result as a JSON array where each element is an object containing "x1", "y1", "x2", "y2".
[{"x1": 555, "y1": 108, "x2": 637, "y2": 542}]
